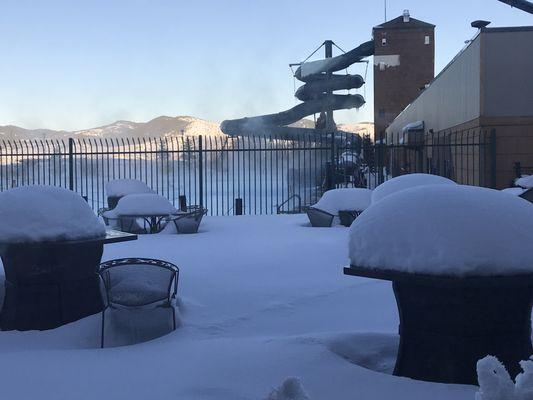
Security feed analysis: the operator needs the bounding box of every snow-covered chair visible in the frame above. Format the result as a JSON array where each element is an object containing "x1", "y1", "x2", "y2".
[
  {"x1": 306, "y1": 188, "x2": 372, "y2": 227},
  {"x1": 98, "y1": 258, "x2": 179, "y2": 348},
  {"x1": 169, "y1": 205, "x2": 208, "y2": 234},
  {"x1": 101, "y1": 193, "x2": 178, "y2": 234}
]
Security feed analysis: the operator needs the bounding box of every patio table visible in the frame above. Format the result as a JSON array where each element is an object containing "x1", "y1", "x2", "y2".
[
  {"x1": 344, "y1": 265, "x2": 533, "y2": 384},
  {"x1": 118, "y1": 213, "x2": 171, "y2": 234},
  {"x1": 0, "y1": 230, "x2": 137, "y2": 331}
]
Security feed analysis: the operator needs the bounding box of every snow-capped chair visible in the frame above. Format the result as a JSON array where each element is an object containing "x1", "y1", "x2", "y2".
[
  {"x1": 305, "y1": 188, "x2": 372, "y2": 227},
  {"x1": 98, "y1": 258, "x2": 179, "y2": 348}
]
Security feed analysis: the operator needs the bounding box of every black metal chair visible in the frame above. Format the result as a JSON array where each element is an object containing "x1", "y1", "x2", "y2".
[
  {"x1": 519, "y1": 188, "x2": 533, "y2": 203},
  {"x1": 98, "y1": 258, "x2": 179, "y2": 348},
  {"x1": 170, "y1": 206, "x2": 207, "y2": 234},
  {"x1": 304, "y1": 206, "x2": 335, "y2": 227},
  {"x1": 338, "y1": 210, "x2": 362, "y2": 227},
  {"x1": 98, "y1": 208, "x2": 147, "y2": 234}
]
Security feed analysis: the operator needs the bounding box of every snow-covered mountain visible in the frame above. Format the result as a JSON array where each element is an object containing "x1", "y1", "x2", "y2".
[
  {"x1": 0, "y1": 116, "x2": 224, "y2": 140},
  {"x1": 0, "y1": 115, "x2": 373, "y2": 140}
]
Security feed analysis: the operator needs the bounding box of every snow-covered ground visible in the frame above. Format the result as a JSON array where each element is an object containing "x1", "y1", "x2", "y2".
[{"x1": 0, "y1": 215, "x2": 476, "y2": 399}]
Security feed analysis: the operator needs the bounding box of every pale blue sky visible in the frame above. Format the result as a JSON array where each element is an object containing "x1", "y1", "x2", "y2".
[{"x1": 0, "y1": 0, "x2": 531, "y2": 130}]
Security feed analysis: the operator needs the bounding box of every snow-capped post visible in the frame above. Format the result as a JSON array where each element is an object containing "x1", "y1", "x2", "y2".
[
  {"x1": 68, "y1": 137, "x2": 74, "y2": 191},
  {"x1": 345, "y1": 179, "x2": 533, "y2": 384}
]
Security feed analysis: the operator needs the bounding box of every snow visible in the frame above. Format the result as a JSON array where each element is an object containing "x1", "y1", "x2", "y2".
[
  {"x1": 349, "y1": 184, "x2": 533, "y2": 276},
  {"x1": 103, "y1": 193, "x2": 177, "y2": 217},
  {"x1": 313, "y1": 188, "x2": 372, "y2": 215},
  {"x1": 371, "y1": 173, "x2": 456, "y2": 204},
  {"x1": 516, "y1": 175, "x2": 533, "y2": 189},
  {"x1": 502, "y1": 187, "x2": 527, "y2": 196},
  {"x1": 0, "y1": 185, "x2": 105, "y2": 243},
  {"x1": 105, "y1": 179, "x2": 154, "y2": 198},
  {"x1": 476, "y1": 356, "x2": 533, "y2": 400},
  {"x1": 264, "y1": 377, "x2": 310, "y2": 400},
  {"x1": 0, "y1": 214, "x2": 476, "y2": 400}
]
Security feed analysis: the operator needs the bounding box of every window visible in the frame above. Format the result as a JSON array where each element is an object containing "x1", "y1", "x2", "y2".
[
  {"x1": 425, "y1": 35, "x2": 430, "y2": 45},
  {"x1": 381, "y1": 38, "x2": 387, "y2": 46}
]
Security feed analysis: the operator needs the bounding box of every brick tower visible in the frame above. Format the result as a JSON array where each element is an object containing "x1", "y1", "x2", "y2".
[{"x1": 373, "y1": 10, "x2": 435, "y2": 141}]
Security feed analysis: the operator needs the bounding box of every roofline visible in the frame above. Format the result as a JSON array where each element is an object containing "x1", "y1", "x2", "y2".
[
  {"x1": 481, "y1": 26, "x2": 533, "y2": 33},
  {"x1": 373, "y1": 17, "x2": 435, "y2": 30}
]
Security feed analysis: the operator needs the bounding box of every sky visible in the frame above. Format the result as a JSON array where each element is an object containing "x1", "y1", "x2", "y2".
[{"x1": 0, "y1": 0, "x2": 531, "y2": 131}]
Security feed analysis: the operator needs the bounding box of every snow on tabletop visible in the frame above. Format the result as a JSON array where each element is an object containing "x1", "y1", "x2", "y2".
[
  {"x1": 349, "y1": 185, "x2": 533, "y2": 276},
  {"x1": 371, "y1": 173, "x2": 456, "y2": 204},
  {"x1": 516, "y1": 175, "x2": 533, "y2": 189},
  {"x1": 105, "y1": 179, "x2": 154, "y2": 198},
  {"x1": 103, "y1": 193, "x2": 177, "y2": 217},
  {"x1": 0, "y1": 186, "x2": 105, "y2": 243},
  {"x1": 312, "y1": 188, "x2": 372, "y2": 215},
  {"x1": 502, "y1": 187, "x2": 527, "y2": 196}
]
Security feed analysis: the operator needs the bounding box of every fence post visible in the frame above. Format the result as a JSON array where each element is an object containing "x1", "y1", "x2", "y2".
[
  {"x1": 235, "y1": 198, "x2": 243, "y2": 215},
  {"x1": 198, "y1": 135, "x2": 204, "y2": 207},
  {"x1": 68, "y1": 138, "x2": 74, "y2": 191},
  {"x1": 490, "y1": 129, "x2": 497, "y2": 189}
]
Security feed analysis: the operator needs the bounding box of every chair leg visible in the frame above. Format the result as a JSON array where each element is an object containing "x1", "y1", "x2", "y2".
[
  {"x1": 101, "y1": 309, "x2": 106, "y2": 348},
  {"x1": 171, "y1": 304, "x2": 176, "y2": 331}
]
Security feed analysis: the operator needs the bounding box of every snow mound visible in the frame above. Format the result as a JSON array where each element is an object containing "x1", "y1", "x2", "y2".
[
  {"x1": 502, "y1": 187, "x2": 527, "y2": 196},
  {"x1": 0, "y1": 186, "x2": 105, "y2": 243},
  {"x1": 349, "y1": 185, "x2": 533, "y2": 276},
  {"x1": 104, "y1": 193, "x2": 177, "y2": 217},
  {"x1": 313, "y1": 188, "x2": 372, "y2": 215},
  {"x1": 476, "y1": 355, "x2": 533, "y2": 400},
  {"x1": 105, "y1": 179, "x2": 154, "y2": 198},
  {"x1": 516, "y1": 175, "x2": 533, "y2": 189},
  {"x1": 371, "y1": 173, "x2": 456, "y2": 203},
  {"x1": 264, "y1": 377, "x2": 310, "y2": 400}
]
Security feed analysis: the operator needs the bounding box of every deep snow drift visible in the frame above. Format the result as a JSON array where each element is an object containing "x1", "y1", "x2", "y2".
[
  {"x1": 350, "y1": 185, "x2": 533, "y2": 276},
  {"x1": 0, "y1": 186, "x2": 105, "y2": 243},
  {"x1": 0, "y1": 215, "x2": 476, "y2": 399}
]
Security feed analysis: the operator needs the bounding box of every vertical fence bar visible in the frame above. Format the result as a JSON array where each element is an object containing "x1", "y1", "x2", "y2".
[
  {"x1": 68, "y1": 138, "x2": 74, "y2": 191},
  {"x1": 490, "y1": 128, "x2": 497, "y2": 189},
  {"x1": 198, "y1": 135, "x2": 204, "y2": 207}
]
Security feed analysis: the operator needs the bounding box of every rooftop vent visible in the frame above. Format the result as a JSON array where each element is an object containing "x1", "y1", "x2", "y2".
[
  {"x1": 403, "y1": 10, "x2": 410, "y2": 22},
  {"x1": 471, "y1": 20, "x2": 491, "y2": 29}
]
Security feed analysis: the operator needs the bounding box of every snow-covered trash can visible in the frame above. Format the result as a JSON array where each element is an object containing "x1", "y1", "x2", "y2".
[
  {"x1": 371, "y1": 173, "x2": 456, "y2": 204},
  {"x1": 344, "y1": 184, "x2": 533, "y2": 385},
  {"x1": 306, "y1": 188, "x2": 372, "y2": 227},
  {"x1": 0, "y1": 186, "x2": 106, "y2": 330},
  {"x1": 102, "y1": 193, "x2": 178, "y2": 233},
  {"x1": 104, "y1": 179, "x2": 154, "y2": 209}
]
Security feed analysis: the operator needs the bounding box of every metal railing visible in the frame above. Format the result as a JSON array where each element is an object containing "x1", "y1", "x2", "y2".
[
  {"x1": 0, "y1": 133, "x2": 361, "y2": 215},
  {"x1": 0, "y1": 129, "x2": 494, "y2": 215}
]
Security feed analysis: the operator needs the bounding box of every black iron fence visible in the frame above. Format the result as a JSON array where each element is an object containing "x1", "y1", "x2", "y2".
[
  {"x1": 0, "y1": 129, "x2": 495, "y2": 215},
  {"x1": 359, "y1": 128, "x2": 496, "y2": 189},
  {"x1": 0, "y1": 133, "x2": 360, "y2": 215}
]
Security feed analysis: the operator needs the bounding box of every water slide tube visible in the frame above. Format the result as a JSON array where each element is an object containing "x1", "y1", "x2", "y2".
[{"x1": 220, "y1": 40, "x2": 374, "y2": 137}]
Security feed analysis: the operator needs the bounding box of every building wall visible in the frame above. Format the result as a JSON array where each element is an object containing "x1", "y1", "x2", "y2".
[
  {"x1": 373, "y1": 19, "x2": 435, "y2": 141},
  {"x1": 482, "y1": 29, "x2": 533, "y2": 117},
  {"x1": 386, "y1": 36, "x2": 481, "y2": 136}
]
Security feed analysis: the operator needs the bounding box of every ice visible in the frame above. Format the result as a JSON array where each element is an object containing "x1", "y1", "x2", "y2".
[
  {"x1": 371, "y1": 173, "x2": 456, "y2": 203},
  {"x1": 312, "y1": 188, "x2": 372, "y2": 215},
  {"x1": 103, "y1": 193, "x2": 177, "y2": 217},
  {"x1": 349, "y1": 184, "x2": 533, "y2": 276},
  {"x1": 105, "y1": 179, "x2": 154, "y2": 197},
  {"x1": 0, "y1": 185, "x2": 105, "y2": 243}
]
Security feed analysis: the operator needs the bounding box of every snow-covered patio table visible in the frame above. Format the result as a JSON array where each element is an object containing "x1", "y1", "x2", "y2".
[
  {"x1": 346, "y1": 184, "x2": 533, "y2": 385},
  {"x1": 0, "y1": 187, "x2": 138, "y2": 331}
]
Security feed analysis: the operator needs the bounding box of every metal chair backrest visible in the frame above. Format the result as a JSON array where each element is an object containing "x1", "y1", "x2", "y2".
[{"x1": 99, "y1": 258, "x2": 179, "y2": 307}]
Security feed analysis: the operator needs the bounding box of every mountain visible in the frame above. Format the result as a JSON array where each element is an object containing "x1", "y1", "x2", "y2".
[
  {"x1": 0, "y1": 115, "x2": 373, "y2": 140},
  {"x1": 0, "y1": 116, "x2": 224, "y2": 140}
]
